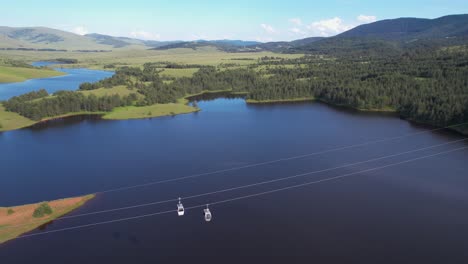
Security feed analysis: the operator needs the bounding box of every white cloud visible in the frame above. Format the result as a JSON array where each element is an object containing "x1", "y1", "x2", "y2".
[
  {"x1": 357, "y1": 15, "x2": 377, "y2": 23},
  {"x1": 130, "y1": 30, "x2": 161, "y2": 40},
  {"x1": 73, "y1": 26, "x2": 88, "y2": 35},
  {"x1": 260, "y1": 23, "x2": 276, "y2": 34},
  {"x1": 289, "y1": 18, "x2": 302, "y2": 26},
  {"x1": 306, "y1": 17, "x2": 353, "y2": 37},
  {"x1": 289, "y1": 27, "x2": 306, "y2": 35}
]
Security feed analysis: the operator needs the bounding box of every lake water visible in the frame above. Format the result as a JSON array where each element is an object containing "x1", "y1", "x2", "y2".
[
  {"x1": 1, "y1": 95, "x2": 468, "y2": 263},
  {"x1": 0, "y1": 62, "x2": 114, "y2": 100}
]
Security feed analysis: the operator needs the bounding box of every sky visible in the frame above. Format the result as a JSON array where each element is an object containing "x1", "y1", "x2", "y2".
[{"x1": 1, "y1": 0, "x2": 467, "y2": 41}]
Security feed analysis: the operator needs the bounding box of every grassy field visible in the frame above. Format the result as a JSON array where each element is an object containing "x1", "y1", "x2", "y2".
[
  {"x1": 79, "y1": 85, "x2": 139, "y2": 97},
  {"x1": 0, "y1": 104, "x2": 36, "y2": 132},
  {"x1": 0, "y1": 194, "x2": 94, "y2": 244},
  {"x1": 0, "y1": 65, "x2": 65, "y2": 83},
  {"x1": 103, "y1": 98, "x2": 198, "y2": 120},
  {"x1": 0, "y1": 47, "x2": 302, "y2": 69},
  {"x1": 160, "y1": 68, "x2": 199, "y2": 78}
]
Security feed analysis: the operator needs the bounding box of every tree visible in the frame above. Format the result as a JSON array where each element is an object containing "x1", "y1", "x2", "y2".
[{"x1": 32, "y1": 203, "x2": 53, "y2": 218}]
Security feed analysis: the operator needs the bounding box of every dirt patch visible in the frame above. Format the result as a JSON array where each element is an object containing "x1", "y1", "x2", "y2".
[{"x1": 0, "y1": 195, "x2": 94, "y2": 244}]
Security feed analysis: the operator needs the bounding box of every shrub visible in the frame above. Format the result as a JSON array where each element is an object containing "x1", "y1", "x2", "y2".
[
  {"x1": 32, "y1": 203, "x2": 53, "y2": 218},
  {"x1": 7, "y1": 208, "x2": 14, "y2": 215}
]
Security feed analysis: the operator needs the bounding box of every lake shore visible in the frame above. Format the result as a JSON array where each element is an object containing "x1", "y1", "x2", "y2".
[
  {"x1": 0, "y1": 65, "x2": 65, "y2": 84},
  {"x1": 2, "y1": 93, "x2": 467, "y2": 136},
  {"x1": 0, "y1": 194, "x2": 95, "y2": 245}
]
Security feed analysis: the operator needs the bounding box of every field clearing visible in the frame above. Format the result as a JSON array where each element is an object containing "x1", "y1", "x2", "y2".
[
  {"x1": 79, "y1": 85, "x2": 140, "y2": 98},
  {"x1": 0, "y1": 104, "x2": 36, "y2": 132},
  {"x1": 0, "y1": 47, "x2": 303, "y2": 69},
  {"x1": 0, "y1": 65, "x2": 65, "y2": 83},
  {"x1": 103, "y1": 98, "x2": 198, "y2": 120},
  {"x1": 160, "y1": 68, "x2": 199, "y2": 78},
  {"x1": 0, "y1": 195, "x2": 94, "y2": 244}
]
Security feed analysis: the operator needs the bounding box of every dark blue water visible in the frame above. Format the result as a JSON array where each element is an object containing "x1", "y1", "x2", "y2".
[
  {"x1": 1, "y1": 98, "x2": 468, "y2": 263},
  {"x1": 0, "y1": 62, "x2": 114, "y2": 100}
]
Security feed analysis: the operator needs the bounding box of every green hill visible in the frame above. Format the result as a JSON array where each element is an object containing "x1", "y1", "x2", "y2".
[{"x1": 337, "y1": 14, "x2": 468, "y2": 40}]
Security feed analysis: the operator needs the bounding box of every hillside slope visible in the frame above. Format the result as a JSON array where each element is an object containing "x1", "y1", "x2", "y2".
[{"x1": 337, "y1": 14, "x2": 468, "y2": 40}]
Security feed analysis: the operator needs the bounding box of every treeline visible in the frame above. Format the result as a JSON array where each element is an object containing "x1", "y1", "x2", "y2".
[
  {"x1": 53, "y1": 58, "x2": 78, "y2": 64},
  {"x1": 254, "y1": 50, "x2": 468, "y2": 127},
  {"x1": 8, "y1": 45, "x2": 465, "y2": 129},
  {"x1": 3, "y1": 89, "x2": 137, "y2": 120},
  {"x1": 0, "y1": 58, "x2": 34, "y2": 68},
  {"x1": 78, "y1": 64, "x2": 260, "y2": 105},
  {"x1": 76, "y1": 48, "x2": 468, "y2": 128}
]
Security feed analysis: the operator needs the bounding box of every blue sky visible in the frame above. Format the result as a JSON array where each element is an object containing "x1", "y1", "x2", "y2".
[{"x1": 1, "y1": 0, "x2": 467, "y2": 41}]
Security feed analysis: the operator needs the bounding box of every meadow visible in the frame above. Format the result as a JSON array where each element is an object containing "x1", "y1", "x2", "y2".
[
  {"x1": 0, "y1": 104, "x2": 36, "y2": 131},
  {"x1": 0, "y1": 47, "x2": 302, "y2": 68},
  {"x1": 0, "y1": 65, "x2": 65, "y2": 83}
]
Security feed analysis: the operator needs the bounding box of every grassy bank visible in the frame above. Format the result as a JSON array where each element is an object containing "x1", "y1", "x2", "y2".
[
  {"x1": 103, "y1": 98, "x2": 198, "y2": 120},
  {"x1": 0, "y1": 194, "x2": 95, "y2": 244},
  {"x1": 0, "y1": 104, "x2": 36, "y2": 131},
  {"x1": 0, "y1": 65, "x2": 65, "y2": 83},
  {"x1": 0, "y1": 104, "x2": 107, "y2": 132}
]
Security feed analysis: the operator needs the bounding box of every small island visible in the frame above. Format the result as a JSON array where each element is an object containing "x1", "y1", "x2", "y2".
[{"x1": 0, "y1": 194, "x2": 95, "y2": 244}]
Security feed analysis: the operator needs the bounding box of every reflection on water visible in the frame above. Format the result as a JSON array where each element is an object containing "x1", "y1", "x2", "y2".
[
  {"x1": 38, "y1": 221, "x2": 54, "y2": 231},
  {"x1": 27, "y1": 115, "x2": 104, "y2": 131},
  {"x1": 186, "y1": 91, "x2": 246, "y2": 102}
]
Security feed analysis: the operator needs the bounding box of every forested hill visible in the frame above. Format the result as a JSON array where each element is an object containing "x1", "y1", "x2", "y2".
[
  {"x1": 337, "y1": 14, "x2": 468, "y2": 40},
  {"x1": 261, "y1": 14, "x2": 468, "y2": 55}
]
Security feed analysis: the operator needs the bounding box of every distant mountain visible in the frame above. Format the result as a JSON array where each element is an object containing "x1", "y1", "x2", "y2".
[
  {"x1": 210, "y1": 40, "x2": 261, "y2": 46},
  {"x1": 0, "y1": 27, "x2": 112, "y2": 50},
  {"x1": 1, "y1": 14, "x2": 467, "y2": 53},
  {"x1": 248, "y1": 37, "x2": 324, "y2": 52},
  {"x1": 153, "y1": 38, "x2": 324, "y2": 52},
  {"x1": 276, "y1": 14, "x2": 468, "y2": 55},
  {"x1": 85, "y1": 33, "x2": 181, "y2": 48},
  {"x1": 0, "y1": 26, "x2": 260, "y2": 52},
  {"x1": 153, "y1": 40, "x2": 263, "y2": 52},
  {"x1": 337, "y1": 14, "x2": 468, "y2": 40},
  {"x1": 85, "y1": 33, "x2": 134, "y2": 48}
]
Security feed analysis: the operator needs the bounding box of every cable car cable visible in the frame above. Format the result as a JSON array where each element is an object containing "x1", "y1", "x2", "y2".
[
  {"x1": 95, "y1": 122, "x2": 468, "y2": 195},
  {"x1": 17, "y1": 145, "x2": 468, "y2": 239},
  {"x1": 4, "y1": 137, "x2": 467, "y2": 231}
]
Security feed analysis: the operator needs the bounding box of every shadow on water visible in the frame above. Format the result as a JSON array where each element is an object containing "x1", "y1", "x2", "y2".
[
  {"x1": 186, "y1": 91, "x2": 246, "y2": 102},
  {"x1": 37, "y1": 220, "x2": 54, "y2": 231},
  {"x1": 26, "y1": 114, "x2": 105, "y2": 131}
]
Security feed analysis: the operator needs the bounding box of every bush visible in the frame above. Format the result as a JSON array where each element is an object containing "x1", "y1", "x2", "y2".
[
  {"x1": 32, "y1": 203, "x2": 53, "y2": 218},
  {"x1": 7, "y1": 208, "x2": 14, "y2": 215}
]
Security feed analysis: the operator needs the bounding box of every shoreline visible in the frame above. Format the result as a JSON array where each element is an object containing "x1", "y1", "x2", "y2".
[
  {"x1": 1, "y1": 93, "x2": 467, "y2": 137},
  {"x1": 0, "y1": 194, "x2": 95, "y2": 245},
  {"x1": 245, "y1": 96, "x2": 467, "y2": 136},
  {"x1": 0, "y1": 66, "x2": 66, "y2": 84}
]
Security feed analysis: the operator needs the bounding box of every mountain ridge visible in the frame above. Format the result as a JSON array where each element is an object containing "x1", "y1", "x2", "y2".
[{"x1": 0, "y1": 14, "x2": 467, "y2": 52}]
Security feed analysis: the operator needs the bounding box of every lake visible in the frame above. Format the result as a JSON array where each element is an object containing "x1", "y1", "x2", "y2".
[
  {"x1": 0, "y1": 62, "x2": 114, "y2": 100},
  {"x1": 1, "y1": 95, "x2": 468, "y2": 263}
]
